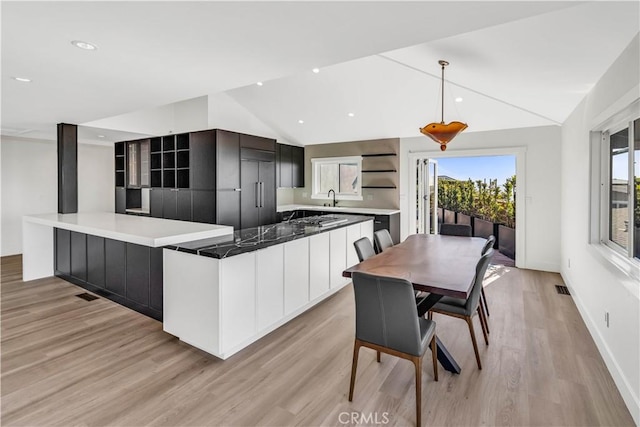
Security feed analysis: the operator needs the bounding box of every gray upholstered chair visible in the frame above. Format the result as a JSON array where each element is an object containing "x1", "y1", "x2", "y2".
[
  {"x1": 373, "y1": 229, "x2": 394, "y2": 254},
  {"x1": 349, "y1": 272, "x2": 438, "y2": 427},
  {"x1": 428, "y1": 248, "x2": 493, "y2": 370},
  {"x1": 353, "y1": 237, "x2": 376, "y2": 263},
  {"x1": 439, "y1": 223, "x2": 472, "y2": 237},
  {"x1": 479, "y1": 235, "x2": 496, "y2": 319}
]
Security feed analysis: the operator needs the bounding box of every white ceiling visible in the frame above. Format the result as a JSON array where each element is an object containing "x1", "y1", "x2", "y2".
[{"x1": 2, "y1": 1, "x2": 638, "y2": 145}]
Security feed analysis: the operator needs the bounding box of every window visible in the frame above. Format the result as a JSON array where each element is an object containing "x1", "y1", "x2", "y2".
[
  {"x1": 601, "y1": 112, "x2": 639, "y2": 261},
  {"x1": 311, "y1": 156, "x2": 362, "y2": 201}
]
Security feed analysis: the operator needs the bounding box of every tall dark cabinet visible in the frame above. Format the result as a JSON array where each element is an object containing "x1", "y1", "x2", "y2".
[
  {"x1": 115, "y1": 128, "x2": 277, "y2": 230},
  {"x1": 240, "y1": 154, "x2": 276, "y2": 228},
  {"x1": 276, "y1": 143, "x2": 305, "y2": 188}
]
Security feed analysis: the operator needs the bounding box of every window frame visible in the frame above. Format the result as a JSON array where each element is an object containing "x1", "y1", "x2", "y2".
[
  {"x1": 310, "y1": 156, "x2": 363, "y2": 201},
  {"x1": 593, "y1": 99, "x2": 639, "y2": 266}
]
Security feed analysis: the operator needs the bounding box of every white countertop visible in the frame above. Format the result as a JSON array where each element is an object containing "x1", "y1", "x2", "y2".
[
  {"x1": 277, "y1": 204, "x2": 400, "y2": 215},
  {"x1": 23, "y1": 212, "x2": 233, "y2": 247}
]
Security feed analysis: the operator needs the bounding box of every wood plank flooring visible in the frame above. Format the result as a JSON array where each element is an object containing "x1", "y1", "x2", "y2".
[{"x1": 1, "y1": 254, "x2": 634, "y2": 426}]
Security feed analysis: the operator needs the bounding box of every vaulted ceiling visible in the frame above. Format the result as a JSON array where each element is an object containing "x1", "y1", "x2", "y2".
[{"x1": 2, "y1": 1, "x2": 638, "y2": 145}]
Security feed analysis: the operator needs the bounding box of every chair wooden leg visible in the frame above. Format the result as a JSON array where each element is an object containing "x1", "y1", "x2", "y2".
[
  {"x1": 477, "y1": 307, "x2": 489, "y2": 345},
  {"x1": 349, "y1": 340, "x2": 361, "y2": 401},
  {"x1": 413, "y1": 356, "x2": 422, "y2": 427},
  {"x1": 377, "y1": 351, "x2": 381, "y2": 363},
  {"x1": 431, "y1": 336, "x2": 438, "y2": 382},
  {"x1": 481, "y1": 288, "x2": 490, "y2": 317},
  {"x1": 466, "y1": 316, "x2": 482, "y2": 370}
]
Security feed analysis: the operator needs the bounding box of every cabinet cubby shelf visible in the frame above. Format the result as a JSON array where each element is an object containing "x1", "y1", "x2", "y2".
[{"x1": 361, "y1": 153, "x2": 396, "y2": 157}]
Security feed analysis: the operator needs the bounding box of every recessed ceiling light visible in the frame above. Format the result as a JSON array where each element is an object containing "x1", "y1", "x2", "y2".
[
  {"x1": 98, "y1": 135, "x2": 105, "y2": 138},
  {"x1": 348, "y1": 112, "x2": 355, "y2": 117},
  {"x1": 256, "y1": 81, "x2": 263, "y2": 86},
  {"x1": 312, "y1": 68, "x2": 320, "y2": 74},
  {"x1": 71, "y1": 40, "x2": 98, "y2": 51},
  {"x1": 455, "y1": 97, "x2": 463, "y2": 103},
  {"x1": 12, "y1": 77, "x2": 32, "y2": 82},
  {"x1": 298, "y1": 120, "x2": 304, "y2": 124}
]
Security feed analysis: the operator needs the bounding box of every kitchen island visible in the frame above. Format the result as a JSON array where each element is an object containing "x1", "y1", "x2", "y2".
[
  {"x1": 163, "y1": 214, "x2": 373, "y2": 359},
  {"x1": 22, "y1": 212, "x2": 233, "y2": 320}
]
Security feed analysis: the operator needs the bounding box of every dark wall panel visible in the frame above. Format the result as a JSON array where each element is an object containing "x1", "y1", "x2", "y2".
[
  {"x1": 105, "y1": 239, "x2": 126, "y2": 296},
  {"x1": 57, "y1": 123, "x2": 78, "y2": 213},
  {"x1": 55, "y1": 228, "x2": 71, "y2": 275},
  {"x1": 70, "y1": 231, "x2": 87, "y2": 281},
  {"x1": 149, "y1": 248, "x2": 163, "y2": 311},
  {"x1": 87, "y1": 235, "x2": 105, "y2": 288},
  {"x1": 126, "y1": 243, "x2": 150, "y2": 307}
]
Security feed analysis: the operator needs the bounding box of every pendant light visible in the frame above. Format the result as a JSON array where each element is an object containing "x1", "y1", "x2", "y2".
[{"x1": 420, "y1": 60, "x2": 467, "y2": 151}]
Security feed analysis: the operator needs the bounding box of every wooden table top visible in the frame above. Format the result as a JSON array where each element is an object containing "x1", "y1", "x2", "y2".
[{"x1": 343, "y1": 234, "x2": 486, "y2": 299}]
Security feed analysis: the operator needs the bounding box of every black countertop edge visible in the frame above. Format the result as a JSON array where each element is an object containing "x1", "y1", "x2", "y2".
[{"x1": 165, "y1": 214, "x2": 372, "y2": 259}]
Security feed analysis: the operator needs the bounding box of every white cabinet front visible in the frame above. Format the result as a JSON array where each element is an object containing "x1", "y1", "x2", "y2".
[
  {"x1": 220, "y1": 252, "x2": 256, "y2": 352},
  {"x1": 309, "y1": 232, "x2": 330, "y2": 300},
  {"x1": 284, "y1": 238, "x2": 310, "y2": 314},
  {"x1": 329, "y1": 227, "x2": 347, "y2": 288},
  {"x1": 256, "y1": 244, "x2": 284, "y2": 330}
]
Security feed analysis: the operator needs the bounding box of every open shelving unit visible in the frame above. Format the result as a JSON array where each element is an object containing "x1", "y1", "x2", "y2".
[
  {"x1": 115, "y1": 142, "x2": 125, "y2": 187},
  {"x1": 153, "y1": 134, "x2": 190, "y2": 189},
  {"x1": 361, "y1": 152, "x2": 397, "y2": 189}
]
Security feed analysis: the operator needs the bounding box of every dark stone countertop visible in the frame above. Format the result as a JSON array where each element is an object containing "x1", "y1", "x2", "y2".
[{"x1": 165, "y1": 214, "x2": 372, "y2": 259}]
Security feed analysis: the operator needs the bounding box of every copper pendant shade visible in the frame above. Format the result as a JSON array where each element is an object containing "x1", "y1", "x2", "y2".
[{"x1": 420, "y1": 60, "x2": 467, "y2": 151}]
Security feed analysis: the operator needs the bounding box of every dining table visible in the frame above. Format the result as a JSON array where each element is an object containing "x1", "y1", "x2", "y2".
[{"x1": 343, "y1": 233, "x2": 486, "y2": 374}]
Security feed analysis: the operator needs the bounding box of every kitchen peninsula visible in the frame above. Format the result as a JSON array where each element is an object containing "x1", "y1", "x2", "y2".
[
  {"x1": 163, "y1": 214, "x2": 373, "y2": 359},
  {"x1": 22, "y1": 212, "x2": 233, "y2": 320}
]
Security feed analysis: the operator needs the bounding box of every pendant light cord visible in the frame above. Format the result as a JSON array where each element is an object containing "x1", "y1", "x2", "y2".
[{"x1": 440, "y1": 62, "x2": 445, "y2": 123}]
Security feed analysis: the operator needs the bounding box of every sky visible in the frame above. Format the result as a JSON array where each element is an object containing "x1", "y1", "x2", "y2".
[{"x1": 436, "y1": 155, "x2": 516, "y2": 186}]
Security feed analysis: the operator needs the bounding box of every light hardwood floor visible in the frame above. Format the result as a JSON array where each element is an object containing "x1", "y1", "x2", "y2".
[{"x1": 1, "y1": 255, "x2": 634, "y2": 426}]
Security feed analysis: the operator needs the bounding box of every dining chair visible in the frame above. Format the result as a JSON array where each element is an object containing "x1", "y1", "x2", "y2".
[
  {"x1": 479, "y1": 235, "x2": 496, "y2": 319},
  {"x1": 353, "y1": 237, "x2": 376, "y2": 263},
  {"x1": 439, "y1": 223, "x2": 472, "y2": 237},
  {"x1": 428, "y1": 248, "x2": 493, "y2": 370},
  {"x1": 349, "y1": 271, "x2": 438, "y2": 427},
  {"x1": 373, "y1": 229, "x2": 394, "y2": 254}
]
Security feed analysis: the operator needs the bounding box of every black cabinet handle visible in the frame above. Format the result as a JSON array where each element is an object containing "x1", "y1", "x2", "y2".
[
  {"x1": 259, "y1": 182, "x2": 264, "y2": 207},
  {"x1": 255, "y1": 183, "x2": 259, "y2": 207}
]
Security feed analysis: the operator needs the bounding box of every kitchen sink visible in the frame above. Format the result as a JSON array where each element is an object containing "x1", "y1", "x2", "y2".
[{"x1": 289, "y1": 215, "x2": 349, "y2": 228}]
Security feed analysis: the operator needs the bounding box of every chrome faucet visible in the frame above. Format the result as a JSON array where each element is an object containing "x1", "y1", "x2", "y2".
[{"x1": 328, "y1": 189, "x2": 337, "y2": 207}]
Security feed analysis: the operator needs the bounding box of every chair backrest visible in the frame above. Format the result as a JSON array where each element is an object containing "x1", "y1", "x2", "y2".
[
  {"x1": 466, "y1": 248, "x2": 494, "y2": 312},
  {"x1": 353, "y1": 237, "x2": 376, "y2": 262},
  {"x1": 481, "y1": 235, "x2": 496, "y2": 255},
  {"x1": 351, "y1": 272, "x2": 423, "y2": 356},
  {"x1": 373, "y1": 229, "x2": 394, "y2": 254},
  {"x1": 440, "y1": 223, "x2": 472, "y2": 237}
]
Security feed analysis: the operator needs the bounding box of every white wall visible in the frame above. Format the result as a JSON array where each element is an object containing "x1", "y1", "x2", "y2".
[
  {"x1": 0, "y1": 137, "x2": 114, "y2": 256},
  {"x1": 400, "y1": 125, "x2": 562, "y2": 272},
  {"x1": 208, "y1": 92, "x2": 293, "y2": 144},
  {"x1": 560, "y1": 34, "x2": 639, "y2": 424},
  {"x1": 83, "y1": 96, "x2": 209, "y2": 136}
]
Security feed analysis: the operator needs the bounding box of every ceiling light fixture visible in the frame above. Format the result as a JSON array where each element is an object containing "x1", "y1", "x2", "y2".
[
  {"x1": 98, "y1": 135, "x2": 105, "y2": 138},
  {"x1": 420, "y1": 60, "x2": 467, "y2": 151},
  {"x1": 256, "y1": 81, "x2": 263, "y2": 86},
  {"x1": 298, "y1": 120, "x2": 304, "y2": 124},
  {"x1": 12, "y1": 77, "x2": 32, "y2": 82},
  {"x1": 455, "y1": 97, "x2": 463, "y2": 103},
  {"x1": 348, "y1": 113, "x2": 355, "y2": 117},
  {"x1": 71, "y1": 40, "x2": 98, "y2": 51},
  {"x1": 312, "y1": 68, "x2": 320, "y2": 74}
]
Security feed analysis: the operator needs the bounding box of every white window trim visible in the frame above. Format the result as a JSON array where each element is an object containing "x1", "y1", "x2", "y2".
[
  {"x1": 589, "y1": 98, "x2": 640, "y2": 284},
  {"x1": 310, "y1": 156, "x2": 363, "y2": 201}
]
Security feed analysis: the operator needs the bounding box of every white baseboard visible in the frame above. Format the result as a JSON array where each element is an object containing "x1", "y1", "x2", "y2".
[
  {"x1": 562, "y1": 272, "x2": 640, "y2": 425},
  {"x1": 523, "y1": 260, "x2": 560, "y2": 273}
]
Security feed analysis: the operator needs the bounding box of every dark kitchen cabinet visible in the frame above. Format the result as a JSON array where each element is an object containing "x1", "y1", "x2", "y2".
[
  {"x1": 115, "y1": 187, "x2": 126, "y2": 214},
  {"x1": 241, "y1": 157, "x2": 276, "y2": 229},
  {"x1": 291, "y1": 145, "x2": 304, "y2": 187},
  {"x1": 276, "y1": 143, "x2": 304, "y2": 188},
  {"x1": 216, "y1": 190, "x2": 241, "y2": 229},
  {"x1": 55, "y1": 228, "x2": 71, "y2": 276},
  {"x1": 70, "y1": 231, "x2": 87, "y2": 281},
  {"x1": 149, "y1": 247, "x2": 163, "y2": 311},
  {"x1": 87, "y1": 235, "x2": 105, "y2": 288},
  {"x1": 240, "y1": 133, "x2": 276, "y2": 151},
  {"x1": 217, "y1": 130, "x2": 240, "y2": 190},
  {"x1": 105, "y1": 239, "x2": 126, "y2": 297},
  {"x1": 126, "y1": 139, "x2": 150, "y2": 188},
  {"x1": 190, "y1": 130, "x2": 216, "y2": 190},
  {"x1": 373, "y1": 212, "x2": 400, "y2": 244},
  {"x1": 150, "y1": 188, "x2": 163, "y2": 218},
  {"x1": 192, "y1": 190, "x2": 216, "y2": 224},
  {"x1": 176, "y1": 189, "x2": 192, "y2": 221},
  {"x1": 279, "y1": 144, "x2": 292, "y2": 188},
  {"x1": 126, "y1": 243, "x2": 150, "y2": 307},
  {"x1": 163, "y1": 189, "x2": 178, "y2": 220}
]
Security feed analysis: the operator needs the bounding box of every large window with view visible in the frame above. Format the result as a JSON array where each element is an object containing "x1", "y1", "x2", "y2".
[
  {"x1": 311, "y1": 156, "x2": 362, "y2": 201},
  {"x1": 603, "y1": 115, "x2": 639, "y2": 261}
]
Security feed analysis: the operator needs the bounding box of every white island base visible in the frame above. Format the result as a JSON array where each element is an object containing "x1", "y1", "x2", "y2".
[{"x1": 163, "y1": 220, "x2": 373, "y2": 359}]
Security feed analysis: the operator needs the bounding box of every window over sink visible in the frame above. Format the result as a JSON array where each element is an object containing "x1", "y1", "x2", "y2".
[{"x1": 311, "y1": 156, "x2": 362, "y2": 201}]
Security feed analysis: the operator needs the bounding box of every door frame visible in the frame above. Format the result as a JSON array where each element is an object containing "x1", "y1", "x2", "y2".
[{"x1": 407, "y1": 146, "x2": 526, "y2": 268}]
